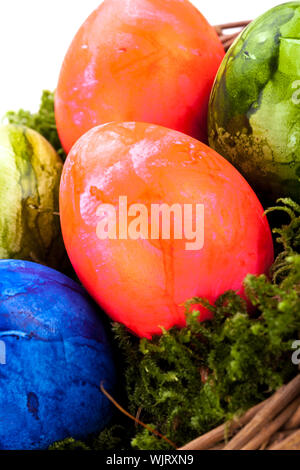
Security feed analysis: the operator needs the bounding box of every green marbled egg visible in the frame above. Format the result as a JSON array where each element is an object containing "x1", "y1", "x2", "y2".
[{"x1": 208, "y1": 1, "x2": 300, "y2": 204}]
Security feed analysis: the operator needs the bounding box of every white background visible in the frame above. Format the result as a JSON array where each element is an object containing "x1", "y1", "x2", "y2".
[{"x1": 0, "y1": 0, "x2": 283, "y2": 118}]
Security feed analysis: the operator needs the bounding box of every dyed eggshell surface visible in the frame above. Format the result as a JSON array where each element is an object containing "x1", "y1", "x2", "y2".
[
  {"x1": 208, "y1": 2, "x2": 300, "y2": 204},
  {"x1": 0, "y1": 125, "x2": 65, "y2": 269},
  {"x1": 55, "y1": 0, "x2": 225, "y2": 153},
  {"x1": 0, "y1": 260, "x2": 115, "y2": 450},
  {"x1": 60, "y1": 122, "x2": 274, "y2": 339}
]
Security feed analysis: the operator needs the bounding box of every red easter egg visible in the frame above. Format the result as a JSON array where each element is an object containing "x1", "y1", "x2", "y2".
[
  {"x1": 55, "y1": 0, "x2": 225, "y2": 153},
  {"x1": 59, "y1": 122, "x2": 274, "y2": 338}
]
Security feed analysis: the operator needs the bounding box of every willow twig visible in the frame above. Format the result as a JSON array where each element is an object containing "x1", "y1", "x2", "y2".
[
  {"x1": 214, "y1": 20, "x2": 252, "y2": 31},
  {"x1": 100, "y1": 382, "x2": 177, "y2": 449},
  {"x1": 264, "y1": 430, "x2": 295, "y2": 449},
  {"x1": 242, "y1": 396, "x2": 300, "y2": 450},
  {"x1": 215, "y1": 20, "x2": 251, "y2": 51},
  {"x1": 268, "y1": 429, "x2": 300, "y2": 450},
  {"x1": 219, "y1": 32, "x2": 240, "y2": 43},
  {"x1": 224, "y1": 375, "x2": 300, "y2": 450},
  {"x1": 179, "y1": 399, "x2": 269, "y2": 450},
  {"x1": 283, "y1": 404, "x2": 300, "y2": 430}
]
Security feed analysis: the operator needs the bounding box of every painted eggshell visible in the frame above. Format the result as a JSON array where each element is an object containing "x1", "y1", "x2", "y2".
[
  {"x1": 59, "y1": 122, "x2": 274, "y2": 339},
  {"x1": 0, "y1": 260, "x2": 115, "y2": 450},
  {"x1": 208, "y1": 2, "x2": 300, "y2": 204},
  {"x1": 0, "y1": 124, "x2": 66, "y2": 269},
  {"x1": 55, "y1": 0, "x2": 225, "y2": 153}
]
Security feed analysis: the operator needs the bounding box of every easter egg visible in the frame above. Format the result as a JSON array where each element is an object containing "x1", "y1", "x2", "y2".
[
  {"x1": 0, "y1": 124, "x2": 65, "y2": 268},
  {"x1": 59, "y1": 122, "x2": 274, "y2": 339},
  {"x1": 208, "y1": 2, "x2": 300, "y2": 205},
  {"x1": 55, "y1": 0, "x2": 224, "y2": 153},
  {"x1": 0, "y1": 260, "x2": 115, "y2": 450}
]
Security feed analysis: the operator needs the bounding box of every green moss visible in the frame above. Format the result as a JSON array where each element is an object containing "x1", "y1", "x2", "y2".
[
  {"x1": 49, "y1": 438, "x2": 90, "y2": 451},
  {"x1": 50, "y1": 425, "x2": 131, "y2": 451}
]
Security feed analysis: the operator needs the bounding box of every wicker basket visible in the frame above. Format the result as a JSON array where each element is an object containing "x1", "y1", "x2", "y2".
[
  {"x1": 179, "y1": 374, "x2": 300, "y2": 450},
  {"x1": 214, "y1": 20, "x2": 251, "y2": 51}
]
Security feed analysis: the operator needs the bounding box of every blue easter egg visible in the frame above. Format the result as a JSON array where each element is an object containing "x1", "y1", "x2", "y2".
[{"x1": 0, "y1": 260, "x2": 115, "y2": 450}]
